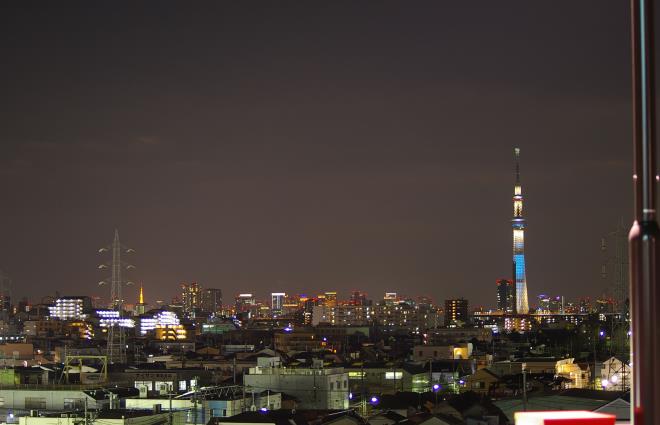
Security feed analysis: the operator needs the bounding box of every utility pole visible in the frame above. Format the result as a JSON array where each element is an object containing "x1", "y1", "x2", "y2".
[
  {"x1": 241, "y1": 384, "x2": 245, "y2": 413},
  {"x1": 594, "y1": 328, "x2": 598, "y2": 389},
  {"x1": 522, "y1": 367, "x2": 527, "y2": 411},
  {"x1": 192, "y1": 376, "x2": 200, "y2": 425},
  {"x1": 169, "y1": 391, "x2": 173, "y2": 425},
  {"x1": 313, "y1": 362, "x2": 317, "y2": 405},
  {"x1": 428, "y1": 358, "x2": 433, "y2": 391},
  {"x1": 192, "y1": 391, "x2": 197, "y2": 425},
  {"x1": 361, "y1": 363, "x2": 366, "y2": 417}
]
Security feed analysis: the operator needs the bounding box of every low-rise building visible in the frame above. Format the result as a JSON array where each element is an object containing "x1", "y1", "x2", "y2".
[
  {"x1": 600, "y1": 357, "x2": 631, "y2": 391},
  {"x1": 464, "y1": 369, "x2": 501, "y2": 395},
  {"x1": 425, "y1": 328, "x2": 492, "y2": 345},
  {"x1": 412, "y1": 344, "x2": 472, "y2": 361},
  {"x1": 18, "y1": 409, "x2": 185, "y2": 425},
  {"x1": 244, "y1": 357, "x2": 349, "y2": 410},
  {"x1": 274, "y1": 330, "x2": 322, "y2": 353},
  {"x1": 0, "y1": 388, "x2": 103, "y2": 410}
]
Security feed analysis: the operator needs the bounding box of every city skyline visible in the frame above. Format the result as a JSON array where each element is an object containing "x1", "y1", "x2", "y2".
[
  {"x1": 35, "y1": 279, "x2": 617, "y2": 313},
  {"x1": 0, "y1": 2, "x2": 631, "y2": 306}
]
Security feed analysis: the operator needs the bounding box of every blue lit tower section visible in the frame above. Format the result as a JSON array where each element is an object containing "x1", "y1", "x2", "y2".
[{"x1": 512, "y1": 148, "x2": 529, "y2": 314}]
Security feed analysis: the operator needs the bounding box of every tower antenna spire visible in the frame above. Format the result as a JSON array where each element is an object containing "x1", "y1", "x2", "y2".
[{"x1": 515, "y1": 147, "x2": 521, "y2": 184}]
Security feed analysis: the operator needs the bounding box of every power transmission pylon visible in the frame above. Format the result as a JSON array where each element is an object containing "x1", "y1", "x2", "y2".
[
  {"x1": 98, "y1": 229, "x2": 135, "y2": 363},
  {"x1": 601, "y1": 220, "x2": 629, "y2": 314},
  {"x1": 600, "y1": 220, "x2": 629, "y2": 359}
]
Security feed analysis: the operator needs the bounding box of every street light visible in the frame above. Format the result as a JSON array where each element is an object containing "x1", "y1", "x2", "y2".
[{"x1": 433, "y1": 384, "x2": 441, "y2": 406}]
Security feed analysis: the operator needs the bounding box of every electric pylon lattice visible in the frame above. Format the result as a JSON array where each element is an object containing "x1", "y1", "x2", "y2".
[{"x1": 98, "y1": 229, "x2": 135, "y2": 363}]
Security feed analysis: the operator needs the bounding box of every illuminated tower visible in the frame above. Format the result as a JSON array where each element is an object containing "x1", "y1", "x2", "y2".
[
  {"x1": 512, "y1": 148, "x2": 529, "y2": 314},
  {"x1": 136, "y1": 284, "x2": 146, "y2": 315}
]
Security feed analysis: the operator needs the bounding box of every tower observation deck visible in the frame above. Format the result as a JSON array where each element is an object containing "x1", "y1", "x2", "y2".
[{"x1": 512, "y1": 148, "x2": 529, "y2": 314}]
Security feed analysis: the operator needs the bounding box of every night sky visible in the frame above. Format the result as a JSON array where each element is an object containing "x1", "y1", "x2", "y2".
[{"x1": 0, "y1": 2, "x2": 636, "y2": 307}]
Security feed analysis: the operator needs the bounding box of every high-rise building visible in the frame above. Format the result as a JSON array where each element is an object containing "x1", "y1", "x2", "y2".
[
  {"x1": 496, "y1": 279, "x2": 515, "y2": 313},
  {"x1": 383, "y1": 292, "x2": 398, "y2": 306},
  {"x1": 444, "y1": 298, "x2": 468, "y2": 327},
  {"x1": 48, "y1": 296, "x2": 93, "y2": 320},
  {"x1": 235, "y1": 293, "x2": 256, "y2": 313},
  {"x1": 512, "y1": 148, "x2": 529, "y2": 314},
  {"x1": 202, "y1": 288, "x2": 223, "y2": 314},
  {"x1": 324, "y1": 291, "x2": 337, "y2": 307},
  {"x1": 0, "y1": 270, "x2": 11, "y2": 314},
  {"x1": 537, "y1": 294, "x2": 563, "y2": 313},
  {"x1": 311, "y1": 304, "x2": 372, "y2": 326},
  {"x1": 271, "y1": 292, "x2": 285, "y2": 315},
  {"x1": 349, "y1": 291, "x2": 370, "y2": 306},
  {"x1": 139, "y1": 310, "x2": 181, "y2": 336},
  {"x1": 181, "y1": 282, "x2": 202, "y2": 317}
]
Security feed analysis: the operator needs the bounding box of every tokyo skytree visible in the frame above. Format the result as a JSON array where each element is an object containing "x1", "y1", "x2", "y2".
[{"x1": 512, "y1": 148, "x2": 529, "y2": 314}]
